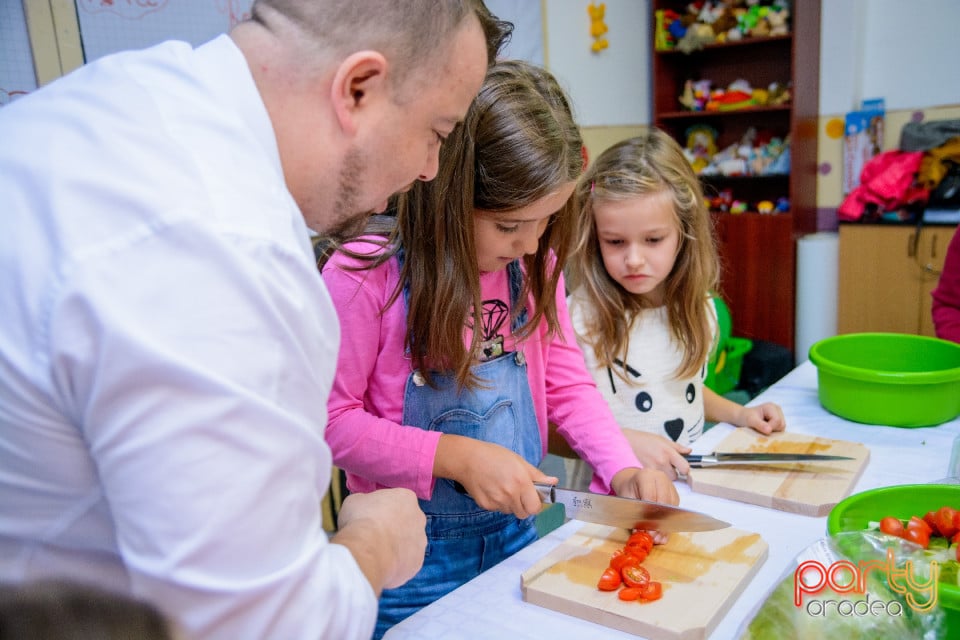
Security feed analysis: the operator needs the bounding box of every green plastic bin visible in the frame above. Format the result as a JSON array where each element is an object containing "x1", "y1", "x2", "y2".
[{"x1": 809, "y1": 333, "x2": 960, "y2": 427}]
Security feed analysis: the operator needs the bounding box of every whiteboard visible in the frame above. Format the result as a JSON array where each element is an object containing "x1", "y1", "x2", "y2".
[
  {"x1": 75, "y1": 0, "x2": 543, "y2": 66},
  {"x1": 76, "y1": 0, "x2": 253, "y2": 62},
  {"x1": 0, "y1": 0, "x2": 37, "y2": 105}
]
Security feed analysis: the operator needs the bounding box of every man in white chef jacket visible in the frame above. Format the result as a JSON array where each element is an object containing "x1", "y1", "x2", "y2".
[{"x1": 0, "y1": 1, "x2": 512, "y2": 638}]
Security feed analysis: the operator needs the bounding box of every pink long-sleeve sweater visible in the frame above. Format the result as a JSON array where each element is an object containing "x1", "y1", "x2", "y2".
[
  {"x1": 932, "y1": 228, "x2": 960, "y2": 343},
  {"x1": 322, "y1": 244, "x2": 642, "y2": 499}
]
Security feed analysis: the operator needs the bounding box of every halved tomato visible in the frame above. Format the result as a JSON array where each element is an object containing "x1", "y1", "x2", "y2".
[
  {"x1": 935, "y1": 506, "x2": 958, "y2": 538},
  {"x1": 879, "y1": 516, "x2": 904, "y2": 537},
  {"x1": 618, "y1": 587, "x2": 642, "y2": 601},
  {"x1": 621, "y1": 565, "x2": 651, "y2": 588},
  {"x1": 904, "y1": 525, "x2": 930, "y2": 549},
  {"x1": 597, "y1": 567, "x2": 621, "y2": 591},
  {"x1": 610, "y1": 551, "x2": 642, "y2": 572},
  {"x1": 627, "y1": 531, "x2": 654, "y2": 553},
  {"x1": 639, "y1": 581, "x2": 663, "y2": 601}
]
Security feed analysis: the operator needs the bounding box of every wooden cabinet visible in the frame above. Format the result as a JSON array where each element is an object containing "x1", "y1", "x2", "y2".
[
  {"x1": 651, "y1": 1, "x2": 821, "y2": 354},
  {"x1": 838, "y1": 224, "x2": 957, "y2": 336}
]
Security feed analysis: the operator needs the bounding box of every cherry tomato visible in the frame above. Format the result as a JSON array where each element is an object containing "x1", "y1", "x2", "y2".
[
  {"x1": 904, "y1": 525, "x2": 930, "y2": 549},
  {"x1": 936, "y1": 507, "x2": 958, "y2": 538},
  {"x1": 627, "y1": 532, "x2": 654, "y2": 553},
  {"x1": 622, "y1": 565, "x2": 651, "y2": 588},
  {"x1": 618, "y1": 587, "x2": 642, "y2": 601},
  {"x1": 909, "y1": 515, "x2": 933, "y2": 537},
  {"x1": 629, "y1": 548, "x2": 649, "y2": 564},
  {"x1": 610, "y1": 552, "x2": 641, "y2": 572},
  {"x1": 879, "y1": 516, "x2": 905, "y2": 537},
  {"x1": 640, "y1": 581, "x2": 663, "y2": 601},
  {"x1": 598, "y1": 567, "x2": 621, "y2": 591},
  {"x1": 923, "y1": 511, "x2": 938, "y2": 533}
]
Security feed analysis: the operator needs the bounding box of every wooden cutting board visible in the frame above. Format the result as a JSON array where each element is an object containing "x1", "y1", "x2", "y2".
[
  {"x1": 686, "y1": 429, "x2": 870, "y2": 516},
  {"x1": 521, "y1": 523, "x2": 767, "y2": 640}
]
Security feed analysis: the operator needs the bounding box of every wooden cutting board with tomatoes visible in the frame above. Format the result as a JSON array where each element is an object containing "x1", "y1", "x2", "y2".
[
  {"x1": 686, "y1": 429, "x2": 870, "y2": 517},
  {"x1": 521, "y1": 523, "x2": 768, "y2": 640}
]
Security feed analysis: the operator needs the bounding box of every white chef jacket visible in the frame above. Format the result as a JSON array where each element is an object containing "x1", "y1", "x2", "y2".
[{"x1": 0, "y1": 35, "x2": 377, "y2": 639}]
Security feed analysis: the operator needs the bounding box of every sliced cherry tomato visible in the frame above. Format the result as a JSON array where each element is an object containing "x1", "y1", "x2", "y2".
[
  {"x1": 618, "y1": 586, "x2": 643, "y2": 601},
  {"x1": 621, "y1": 564, "x2": 651, "y2": 588},
  {"x1": 952, "y1": 531, "x2": 960, "y2": 544},
  {"x1": 879, "y1": 516, "x2": 905, "y2": 537},
  {"x1": 936, "y1": 507, "x2": 958, "y2": 538},
  {"x1": 639, "y1": 580, "x2": 663, "y2": 601},
  {"x1": 627, "y1": 531, "x2": 655, "y2": 553},
  {"x1": 909, "y1": 515, "x2": 933, "y2": 537},
  {"x1": 610, "y1": 552, "x2": 641, "y2": 572},
  {"x1": 923, "y1": 511, "x2": 938, "y2": 533},
  {"x1": 904, "y1": 526, "x2": 931, "y2": 549},
  {"x1": 598, "y1": 567, "x2": 621, "y2": 591},
  {"x1": 629, "y1": 548, "x2": 649, "y2": 564}
]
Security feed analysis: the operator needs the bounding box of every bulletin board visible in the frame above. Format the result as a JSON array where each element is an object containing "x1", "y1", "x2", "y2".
[{"x1": 0, "y1": 0, "x2": 37, "y2": 106}]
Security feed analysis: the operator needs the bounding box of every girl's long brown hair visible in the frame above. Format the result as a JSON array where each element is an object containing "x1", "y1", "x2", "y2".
[
  {"x1": 567, "y1": 130, "x2": 719, "y2": 380},
  {"x1": 326, "y1": 59, "x2": 584, "y2": 389}
]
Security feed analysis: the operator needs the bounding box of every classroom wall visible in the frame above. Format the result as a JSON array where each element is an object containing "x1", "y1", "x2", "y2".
[{"x1": 5, "y1": 0, "x2": 959, "y2": 218}]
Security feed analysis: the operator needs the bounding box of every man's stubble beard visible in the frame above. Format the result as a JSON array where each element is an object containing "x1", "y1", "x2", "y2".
[{"x1": 324, "y1": 145, "x2": 373, "y2": 242}]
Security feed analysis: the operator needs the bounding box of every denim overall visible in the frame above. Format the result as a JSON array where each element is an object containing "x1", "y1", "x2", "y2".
[{"x1": 374, "y1": 256, "x2": 542, "y2": 639}]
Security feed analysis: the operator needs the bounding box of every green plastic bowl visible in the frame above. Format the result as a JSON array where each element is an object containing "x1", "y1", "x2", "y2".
[
  {"x1": 809, "y1": 333, "x2": 960, "y2": 427},
  {"x1": 827, "y1": 484, "x2": 960, "y2": 634}
]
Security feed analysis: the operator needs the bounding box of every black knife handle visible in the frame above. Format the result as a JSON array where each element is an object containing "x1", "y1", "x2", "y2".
[{"x1": 683, "y1": 454, "x2": 705, "y2": 469}]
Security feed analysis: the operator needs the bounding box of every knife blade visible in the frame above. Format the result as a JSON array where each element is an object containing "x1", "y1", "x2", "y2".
[
  {"x1": 684, "y1": 452, "x2": 855, "y2": 468},
  {"x1": 534, "y1": 482, "x2": 729, "y2": 532}
]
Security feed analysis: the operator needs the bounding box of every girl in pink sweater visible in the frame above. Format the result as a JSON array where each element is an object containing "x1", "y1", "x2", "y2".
[{"x1": 321, "y1": 60, "x2": 677, "y2": 637}]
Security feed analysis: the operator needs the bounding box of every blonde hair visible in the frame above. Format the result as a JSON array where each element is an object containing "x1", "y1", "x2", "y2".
[{"x1": 568, "y1": 130, "x2": 719, "y2": 379}]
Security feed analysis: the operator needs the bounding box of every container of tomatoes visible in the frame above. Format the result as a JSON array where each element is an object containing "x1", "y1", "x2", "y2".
[{"x1": 828, "y1": 483, "x2": 960, "y2": 635}]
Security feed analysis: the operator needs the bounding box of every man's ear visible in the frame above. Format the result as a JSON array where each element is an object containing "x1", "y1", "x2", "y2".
[{"x1": 330, "y1": 51, "x2": 389, "y2": 136}]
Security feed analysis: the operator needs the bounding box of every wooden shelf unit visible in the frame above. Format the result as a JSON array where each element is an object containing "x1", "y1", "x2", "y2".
[{"x1": 651, "y1": 1, "x2": 821, "y2": 353}]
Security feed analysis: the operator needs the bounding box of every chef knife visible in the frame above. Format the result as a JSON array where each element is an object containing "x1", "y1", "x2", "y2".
[
  {"x1": 684, "y1": 452, "x2": 855, "y2": 468},
  {"x1": 534, "y1": 482, "x2": 729, "y2": 532}
]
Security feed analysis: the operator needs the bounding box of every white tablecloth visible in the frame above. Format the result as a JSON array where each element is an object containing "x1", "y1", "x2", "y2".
[{"x1": 385, "y1": 360, "x2": 960, "y2": 639}]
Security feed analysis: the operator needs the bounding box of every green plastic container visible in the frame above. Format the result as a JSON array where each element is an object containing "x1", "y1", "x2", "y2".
[
  {"x1": 827, "y1": 484, "x2": 960, "y2": 635},
  {"x1": 809, "y1": 333, "x2": 960, "y2": 427},
  {"x1": 706, "y1": 336, "x2": 752, "y2": 395}
]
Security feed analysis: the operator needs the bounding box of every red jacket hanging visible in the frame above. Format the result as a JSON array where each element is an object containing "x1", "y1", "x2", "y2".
[{"x1": 838, "y1": 150, "x2": 930, "y2": 221}]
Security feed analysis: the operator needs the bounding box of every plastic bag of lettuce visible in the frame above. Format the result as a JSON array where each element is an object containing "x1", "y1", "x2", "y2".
[{"x1": 737, "y1": 531, "x2": 946, "y2": 639}]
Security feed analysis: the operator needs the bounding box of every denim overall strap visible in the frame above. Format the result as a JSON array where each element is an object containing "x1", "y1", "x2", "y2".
[{"x1": 374, "y1": 253, "x2": 541, "y2": 639}]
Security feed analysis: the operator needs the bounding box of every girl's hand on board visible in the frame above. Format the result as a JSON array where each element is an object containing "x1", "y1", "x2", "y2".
[
  {"x1": 737, "y1": 402, "x2": 786, "y2": 435},
  {"x1": 610, "y1": 467, "x2": 679, "y2": 506},
  {"x1": 435, "y1": 434, "x2": 557, "y2": 520},
  {"x1": 621, "y1": 429, "x2": 691, "y2": 480}
]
